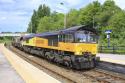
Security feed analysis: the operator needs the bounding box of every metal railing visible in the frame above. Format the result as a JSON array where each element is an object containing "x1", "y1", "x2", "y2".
[{"x1": 99, "y1": 46, "x2": 125, "y2": 54}]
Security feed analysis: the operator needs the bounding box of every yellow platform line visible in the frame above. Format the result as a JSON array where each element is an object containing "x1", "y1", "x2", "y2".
[
  {"x1": 100, "y1": 58, "x2": 125, "y2": 65},
  {"x1": 0, "y1": 44, "x2": 60, "y2": 83}
]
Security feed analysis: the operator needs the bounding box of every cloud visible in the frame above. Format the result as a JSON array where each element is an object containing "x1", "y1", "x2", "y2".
[
  {"x1": 1, "y1": 17, "x2": 7, "y2": 20},
  {"x1": 0, "y1": 0, "x2": 15, "y2": 4},
  {"x1": 0, "y1": 10, "x2": 30, "y2": 32},
  {"x1": 63, "y1": 0, "x2": 83, "y2": 6},
  {"x1": 114, "y1": 0, "x2": 125, "y2": 9},
  {"x1": 49, "y1": 0, "x2": 90, "y2": 13},
  {"x1": 0, "y1": 0, "x2": 125, "y2": 32}
]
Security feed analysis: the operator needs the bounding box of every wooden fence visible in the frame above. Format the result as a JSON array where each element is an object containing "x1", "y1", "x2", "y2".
[{"x1": 98, "y1": 46, "x2": 125, "y2": 54}]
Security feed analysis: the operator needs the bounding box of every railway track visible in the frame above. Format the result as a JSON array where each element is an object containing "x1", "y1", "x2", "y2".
[
  {"x1": 7, "y1": 45, "x2": 75, "y2": 83},
  {"x1": 80, "y1": 69, "x2": 125, "y2": 83},
  {"x1": 6, "y1": 45, "x2": 125, "y2": 83}
]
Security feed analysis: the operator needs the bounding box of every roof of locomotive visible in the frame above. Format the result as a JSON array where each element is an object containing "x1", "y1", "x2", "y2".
[
  {"x1": 22, "y1": 33, "x2": 35, "y2": 39},
  {"x1": 36, "y1": 25, "x2": 97, "y2": 36},
  {"x1": 23, "y1": 25, "x2": 97, "y2": 40},
  {"x1": 60, "y1": 25, "x2": 97, "y2": 34}
]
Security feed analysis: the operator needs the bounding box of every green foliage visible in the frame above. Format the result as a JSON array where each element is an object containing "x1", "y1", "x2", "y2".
[
  {"x1": 0, "y1": 37, "x2": 12, "y2": 43},
  {"x1": 66, "y1": 9, "x2": 80, "y2": 27},
  {"x1": 37, "y1": 16, "x2": 53, "y2": 32},
  {"x1": 37, "y1": 12, "x2": 64, "y2": 33},
  {"x1": 27, "y1": 4, "x2": 50, "y2": 33},
  {"x1": 37, "y1": 4, "x2": 50, "y2": 18},
  {"x1": 108, "y1": 11, "x2": 125, "y2": 44},
  {"x1": 97, "y1": 0, "x2": 121, "y2": 26},
  {"x1": 27, "y1": 0, "x2": 125, "y2": 46},
  {"x1": 31, "y1": 10, "x2": 38, "y2": 33},
  {"x1": 79, "y1": 1, "x2": 101, "y2": 26}
]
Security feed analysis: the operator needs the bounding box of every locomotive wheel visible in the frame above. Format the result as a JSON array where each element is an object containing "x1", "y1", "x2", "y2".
[
  {"x1": 45, "y1": 52, "x2": 54, "y2": 61},
  {"x1": 63, "y1": 61, "x2": 72, "y2": 68},
  {"x1": 39, "y1": 50, "x2": 45, "y2": 57},
  {"x1": 69, "y1": 61, "x2": 73, "y2": 68},
  {"x1": 45, "y1": 52, "x2": 50, "y2": 60},
  {"x1": 90, "y1": 59, "x2": 96, "y2": 68}
]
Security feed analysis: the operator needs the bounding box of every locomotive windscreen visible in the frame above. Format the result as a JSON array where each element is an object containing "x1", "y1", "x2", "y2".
[{"x1": 75, "y1": 30, "x2": 98, "y2": 43}]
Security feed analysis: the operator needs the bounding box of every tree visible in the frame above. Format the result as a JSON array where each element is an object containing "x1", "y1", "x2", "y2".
[
  {"x1": 27, "y1": 1, "x2": 125, "y2": 46},
  {"x1": 66, "y1": 9, "x2": 80, "y2": 27},
  {"x1": 109, "y1": 11, "x2": 125, "y2": 38},
  {"x1": 37, "y1": 16, "x2": 53, "y2": 33},
  {"x1": 37, "y1": 4, "x2": 50, "y2": 18},
  {"x1": 27, "y1": 4, "x2": 51, "y2": 33},
  {"x1": 50, "y1": 12, "x2": 64, "y2": 30},
  {"x1": 27, "y1": 22, "x2": 32, "y2": 32},
  {"x1": 37, "y1": 12, "x2": 64, "y2": 33},
  {"x1": 27, "y1": 10, "x2": 38, "y2": 33},
  {"x1": 97, "y1": 0, "x2": 121, "y2": 27},
  {"x1": 79, "y1": 1, "x2": 101, "y2": 27}
]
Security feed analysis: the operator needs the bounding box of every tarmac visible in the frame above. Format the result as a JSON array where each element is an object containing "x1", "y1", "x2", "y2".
[{"x1": 0, "y1": 50, "x2": 24, "y2": 83}]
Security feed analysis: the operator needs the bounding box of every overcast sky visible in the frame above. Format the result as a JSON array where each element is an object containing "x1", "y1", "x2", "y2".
[{"x1": 0, "y1": 0, "x2": 125, "y2": 32}]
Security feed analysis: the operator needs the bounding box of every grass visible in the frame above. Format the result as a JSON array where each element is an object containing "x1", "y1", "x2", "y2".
[
  {"x1": 98, "y1": 47, "x2": 125, "y2": 54},
  {"x1": 0, "y1": 37, "x2": 12, "y2": 44}
]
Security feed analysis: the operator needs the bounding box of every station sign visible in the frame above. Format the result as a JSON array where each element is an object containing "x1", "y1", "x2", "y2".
[
  {"x1": 105, "y1": 30, "x2": 112, "y2": 47},
  {"x1": 105, "y1": 30, "x2": 112, "y2": 34},
  {"x1": 107, "y1": 34, "x2": 110, "y2": 39}
]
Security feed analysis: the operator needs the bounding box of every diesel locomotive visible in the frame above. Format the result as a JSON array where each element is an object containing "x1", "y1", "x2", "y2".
[{"x1": 12, "y1": 25, "x2": 99, "y2": 69}]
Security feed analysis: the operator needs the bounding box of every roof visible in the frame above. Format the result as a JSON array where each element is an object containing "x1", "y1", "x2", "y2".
[
  {"x1": 59, "y1": 25, "x2": 97, "y2": 34},
  {"x1": 35, "y1": 31, "x2": 59, "y2": 37},
  {"x1": 22, "y1": 33, "x2": 35, "y2": 40},
  {"x1": 23, "y1": 25, "x2": 97, "y2": 40}
]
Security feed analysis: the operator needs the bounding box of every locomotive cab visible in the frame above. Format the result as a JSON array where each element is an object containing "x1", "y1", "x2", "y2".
[
  {"x1": 58, "y1": 26, "x2": 99, "y2": 69},
  {"x1": 74, "y1": 30, "x2": 98, "y2": 55}
]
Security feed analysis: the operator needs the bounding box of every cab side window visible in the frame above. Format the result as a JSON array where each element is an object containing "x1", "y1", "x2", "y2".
[
  {"x1": 59, "y1": 34, "x2": 74, "y2": 43},
  {"x1": 65, "y1": 34, "x2": 74, "y2": 43}
]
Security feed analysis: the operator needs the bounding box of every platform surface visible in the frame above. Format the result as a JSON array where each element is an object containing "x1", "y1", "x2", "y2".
[
  {"x1": 0, "y1": 44, "x2": 60, "y2": 83},
  {"x1": 0, "y1": 49, "x2": 24, "y2": 83},
  {"x1": 97, "y1": 53, "x2": 125, "y2": 65}
]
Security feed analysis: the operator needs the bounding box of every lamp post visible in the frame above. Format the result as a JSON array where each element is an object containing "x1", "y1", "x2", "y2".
[
  {"x1": 60, "y1": 2, "x2": 67, "y2": 29},
  {"x1": 64, "y1": 13, "x2": 67, "y2": 29},
  {"x1": 93, "y1": 16, "x2": 94, "y2": 28},
  {"x1": 31, "y1": 21, "x2": 32, "y2": 33}
]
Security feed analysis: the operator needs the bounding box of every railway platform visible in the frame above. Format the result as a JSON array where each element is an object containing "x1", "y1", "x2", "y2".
[
  {"x1": 0, "y1": 47, "x2": 24, "y2": 83},
  {"x1": 97, "y1": 53, "x2": 125, "y2": 65},
  {"x1": 0, "y1": 44, "x2": 60, "y2": 83}
]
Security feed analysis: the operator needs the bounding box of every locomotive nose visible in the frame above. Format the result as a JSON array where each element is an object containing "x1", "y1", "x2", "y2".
[{"x1": 75, "y1": 43, "x2": 97, "y2": 56}]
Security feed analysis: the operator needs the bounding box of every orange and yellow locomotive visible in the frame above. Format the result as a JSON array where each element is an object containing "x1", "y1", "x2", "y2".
[{"x1": 12, "y1": 25, "x2": 99, "y2": 69}]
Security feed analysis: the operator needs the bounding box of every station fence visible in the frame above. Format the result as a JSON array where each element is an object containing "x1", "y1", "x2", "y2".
[{"x1": 98, "y1": 46, "x2": 125, "y2": 54}]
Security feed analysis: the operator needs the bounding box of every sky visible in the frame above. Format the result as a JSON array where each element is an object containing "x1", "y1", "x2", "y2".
[{"x1": 0, "y1": 0, "x2": 125, "y2": 32}]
